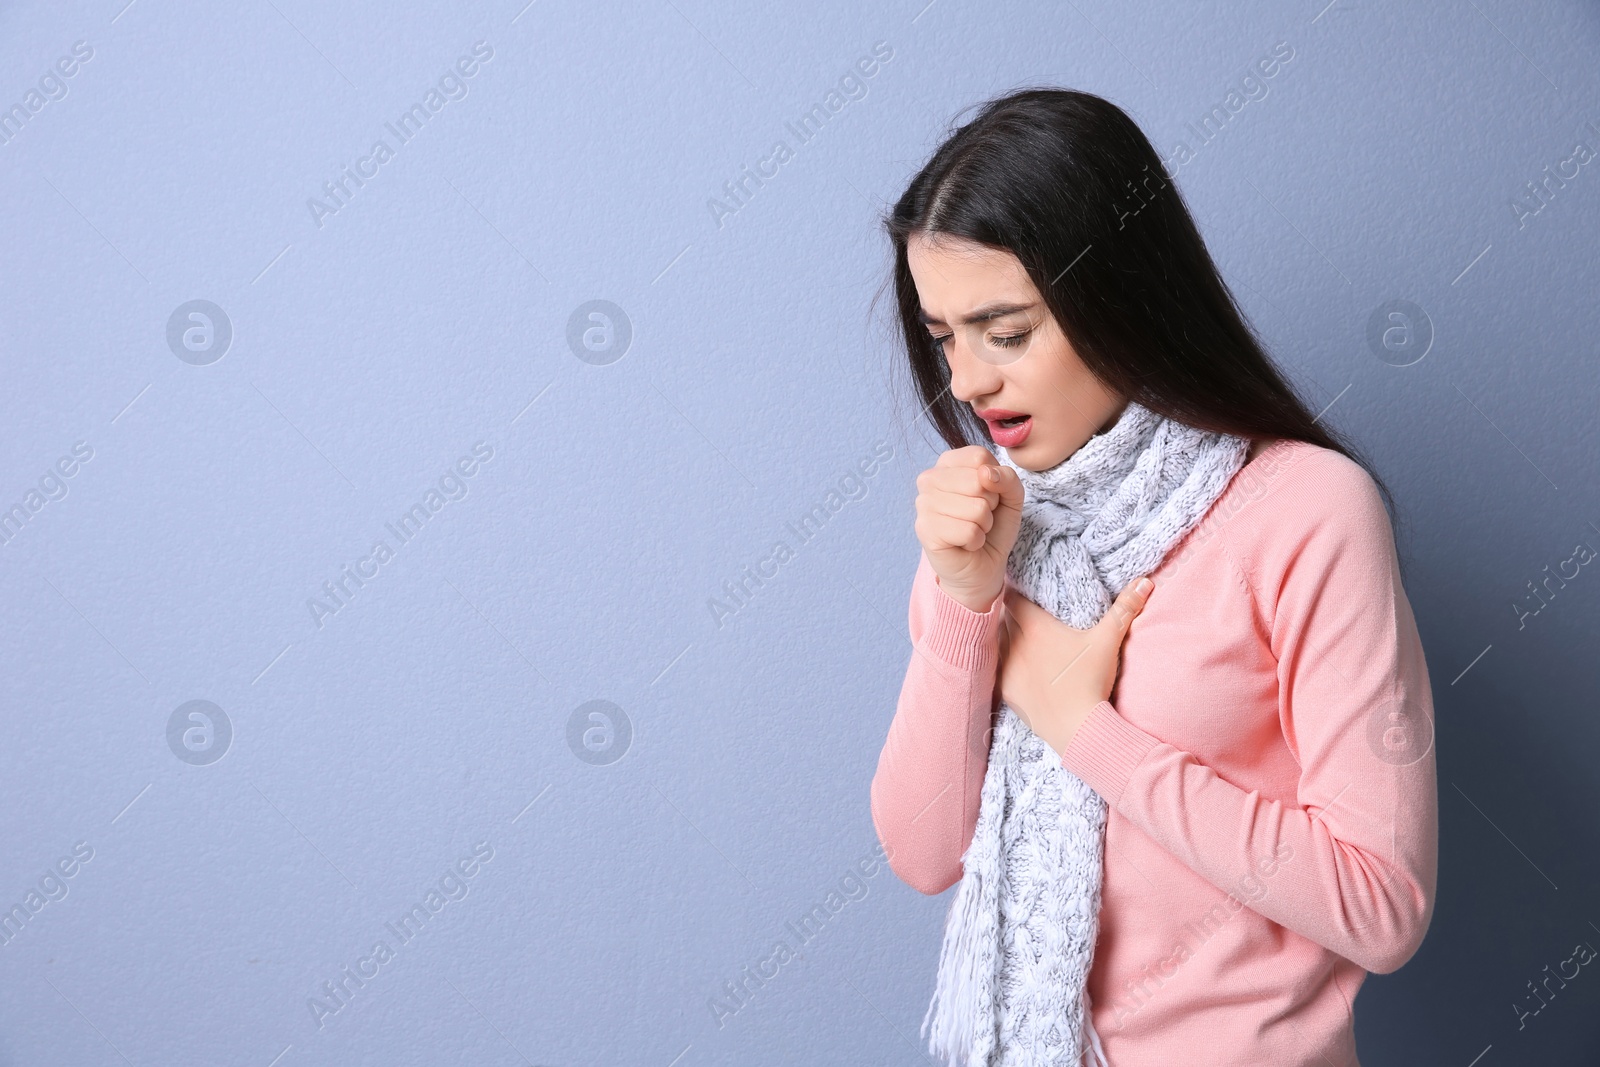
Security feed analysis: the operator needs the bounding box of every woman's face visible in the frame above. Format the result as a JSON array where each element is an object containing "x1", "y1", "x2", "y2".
[{"x1": 907, "y1": 231, "x2": 1127, "y2": 471}]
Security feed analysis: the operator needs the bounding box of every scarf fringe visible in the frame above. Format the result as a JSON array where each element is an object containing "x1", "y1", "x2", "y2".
[
  {"x1": 1082, "y1": 988, "x2": 1109, "y2": 1067},
  {"x1": 922, "y1": 708, "x2": 1015, "y2": 1066},
  {"x1": 921, "y1": 855, "x2": 991, "y2": 1066}
]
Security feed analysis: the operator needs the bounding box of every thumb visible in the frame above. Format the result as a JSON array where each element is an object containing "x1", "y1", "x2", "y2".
[
  {"x1": 985, "y1": 464, "x2": 1026, "y2": 546},
  {"x1": 1097, "y1": 576, "x2": 1154, "y2": 639},
  {"x1": 990, "y1": 463, "x2": 1025, "y2": 513}
]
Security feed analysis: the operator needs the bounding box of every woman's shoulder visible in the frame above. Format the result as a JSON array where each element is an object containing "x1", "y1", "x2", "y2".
[
  {"x1": 1209, "y1": 437, "x2": 1394, "y2": 579},
  {"x1": 1240, "y1": 437, "x2": 1384, "y2": 514}
]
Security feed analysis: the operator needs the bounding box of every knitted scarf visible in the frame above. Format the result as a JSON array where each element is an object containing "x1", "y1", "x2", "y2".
[{"x1": 921, "y1": 400, "x2": 1251, "y2": 1067}]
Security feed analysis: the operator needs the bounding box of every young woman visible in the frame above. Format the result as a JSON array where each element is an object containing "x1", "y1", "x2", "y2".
[{"x1": 869, "y1": 89, "x2": 1438, "y2": 1066}]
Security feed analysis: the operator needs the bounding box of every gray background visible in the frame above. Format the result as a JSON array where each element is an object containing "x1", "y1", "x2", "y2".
[{"x1": 1, "y1": 0, "x2": 1597, "y2": 1064}]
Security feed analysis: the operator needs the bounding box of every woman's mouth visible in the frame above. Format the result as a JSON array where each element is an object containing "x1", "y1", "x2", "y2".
[{"x1": 976, "y1": 409, "x2": 1033, "y2": 447}]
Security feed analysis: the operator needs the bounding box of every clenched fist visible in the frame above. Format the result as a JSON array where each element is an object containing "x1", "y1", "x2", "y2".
[{"x1": 913, "y1": 445, "x2": 1025, "y2": 612}]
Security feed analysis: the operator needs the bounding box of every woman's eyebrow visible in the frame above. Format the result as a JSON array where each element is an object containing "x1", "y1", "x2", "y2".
[{"x1": 917, "y1": 301, "x2": 1035, "y2": 326}]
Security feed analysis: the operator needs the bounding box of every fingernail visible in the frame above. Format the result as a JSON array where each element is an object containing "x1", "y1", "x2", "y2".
[
  {"x1": 1136, "y1": 578, "x2": 1153, "y2": 594},
  {"x1": 985, "y1": 467, "x2": 998, "y2": 483}
]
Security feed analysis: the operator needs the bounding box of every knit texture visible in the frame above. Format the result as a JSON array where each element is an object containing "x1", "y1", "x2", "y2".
[{"x1": 921, "y1": 401, "x2": 1251, "y2": 1067}]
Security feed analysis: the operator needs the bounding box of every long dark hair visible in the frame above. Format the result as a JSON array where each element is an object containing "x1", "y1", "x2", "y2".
[{"x1": 880, "y1": 87, "x2": 1399, "y2": 534}]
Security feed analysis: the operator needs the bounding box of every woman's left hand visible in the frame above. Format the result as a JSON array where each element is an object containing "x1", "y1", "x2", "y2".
[{"x1": 997, "y1": 577, "x2": 1154, "y2": 758}]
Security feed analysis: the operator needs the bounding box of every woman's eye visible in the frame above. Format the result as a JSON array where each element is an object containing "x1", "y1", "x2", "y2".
[
  {"x1": 929, "y1": 334, "x2": 952, "y2": 354},
  {"x1": 990, "y1": 330, "x2": 1031, "y2": 348}
]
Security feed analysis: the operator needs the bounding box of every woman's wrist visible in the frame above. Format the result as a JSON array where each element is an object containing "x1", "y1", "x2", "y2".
[
  {"x1": 1058, "y1": 700, "x2": 1161, "y2": 808},
  {"x1": 935, "y1": 575, "x2": 1003, "y2": 614},
  {"x1": 923, "y1": 575, "x2": 1004, "y2": 671}
]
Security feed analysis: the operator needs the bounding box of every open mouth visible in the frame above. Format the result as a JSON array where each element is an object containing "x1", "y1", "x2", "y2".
[{"x1": 979, "y1": 410, "x2": 1033, "y2": 447}]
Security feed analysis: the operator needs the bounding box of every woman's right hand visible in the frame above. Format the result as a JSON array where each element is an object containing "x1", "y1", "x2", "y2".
[{"x1": 914, "y1": 446, "x2": 1026, "y2": 613}]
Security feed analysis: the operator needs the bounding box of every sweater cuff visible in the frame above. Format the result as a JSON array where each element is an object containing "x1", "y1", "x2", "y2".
[
  {"x1": 1061, "y1": 700, "x2": 1161, "y2": 808},
  {"x1": 920, "y1": 577, "x2": 1003, "y2": 672}
]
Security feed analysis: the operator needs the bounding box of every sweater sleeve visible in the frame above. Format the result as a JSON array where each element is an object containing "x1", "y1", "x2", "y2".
[
  {"x1": 870, "y1": 551, "x2": 1005, "y2": 895},
  {"x1": 1059, "y1": 455, "x2": 1439, "y2": 974}
]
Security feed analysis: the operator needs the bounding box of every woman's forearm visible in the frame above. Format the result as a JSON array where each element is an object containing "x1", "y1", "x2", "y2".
[
  {"x1": 1063, "y1": 700, "x2": 1437, "y2": 973},
  {"x1": 870, "y1": 552, "x2": 1004, "y2": 895}
]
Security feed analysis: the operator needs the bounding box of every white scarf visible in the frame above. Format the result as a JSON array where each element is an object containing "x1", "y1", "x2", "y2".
[{"x1": 921, "y1": 401, "x2": 1251, "y2": 1067}]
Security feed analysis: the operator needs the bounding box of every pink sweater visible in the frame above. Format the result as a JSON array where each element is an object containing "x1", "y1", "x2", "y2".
[{"x1": 870, "y1": 439, "x2": 1438, "y2": 1066}]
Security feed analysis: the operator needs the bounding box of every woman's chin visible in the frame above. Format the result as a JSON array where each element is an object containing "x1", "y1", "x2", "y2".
[{"x1": 1006, "y1": 439, "x2": 1071, "y2": 471}]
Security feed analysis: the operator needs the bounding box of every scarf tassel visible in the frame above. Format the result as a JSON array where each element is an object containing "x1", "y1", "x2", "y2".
[
  {"x1": 1082, "y1": 988, "x2": 1109, "y2": 1067},
  {"x1": 921, "y1": 822, "x2": 999, "y2": 1066}
]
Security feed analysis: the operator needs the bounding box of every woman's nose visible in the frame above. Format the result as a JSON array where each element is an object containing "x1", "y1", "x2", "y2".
[{"x1": 947, "y1": 339, "x2": 1003, "y2": 403}]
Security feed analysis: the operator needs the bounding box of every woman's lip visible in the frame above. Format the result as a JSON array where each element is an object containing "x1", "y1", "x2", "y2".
[
  {"x1": 974, "y1": 408, "x2": 1026, "y2": 420},
  {"x1": 986, "y1": 415, "x2": 1032, "y2": 447}
]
